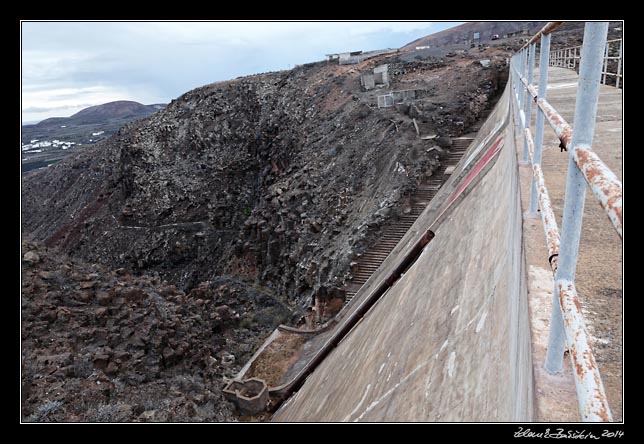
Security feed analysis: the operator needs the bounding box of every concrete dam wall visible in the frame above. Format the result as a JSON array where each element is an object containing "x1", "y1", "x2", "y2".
[{"x1": 272, "y1": 83, "x2": 535, "y2": 421}]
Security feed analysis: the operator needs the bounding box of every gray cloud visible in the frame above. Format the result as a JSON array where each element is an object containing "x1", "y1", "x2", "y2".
[{"x1": 22, "y1": 104, "x2": 93, "y2": 113}]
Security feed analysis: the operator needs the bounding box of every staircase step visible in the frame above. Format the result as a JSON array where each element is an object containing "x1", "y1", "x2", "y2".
[
  {"x1": 360, "y1": 258, "x2": 387, "y2": 264},
  {"x1": 369, "y1": 252, "x2": 393, "y2": 258},
  {"x1": 356, "y1": 265, "x2": 379, "y2": 271},
  {"x1": 355, "y1": 267, "x2": 381, "y2": 272},
  {"x1": 363, "y1": 250, "x2": 390, "y2": 256},
  {"x1": 357, "y1": 265, "x2": 383, "y2": 271},
  {"x1": 363, "y1": 251, "x2": 390, "y2": 257},
  {"x1": 418, "y1": 188, "x2": 437, "y2": 192},
  {"x1": 357, "y1": 257, "x2": 385, "y2": 262},
  {"x1": 352, "y1": 274, "x2": 373, "y2": 279}
]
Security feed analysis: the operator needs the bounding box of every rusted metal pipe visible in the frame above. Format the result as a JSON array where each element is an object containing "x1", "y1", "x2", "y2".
[
  {"x1": 572, "y1": 144, "x2": 623, "y2": 238},
  {"x1": 527, "y1": 84, "x2": 538, "y2": 100},
  {"x1": 532, "y1": 162, "x2": 561, "y2": 273},
  {"x1": 537, "y1": 97, "x2": 573, "y2": 150},
  {"x1": 523, "y1": 22, "x2": 564, "y2": 50},
  {"x1": 515, "y1": 70, "x2": 543, "y2": 106},
  {"x1": 516, "y1": 71, "x2": 539, "y2": 102},
  {"x1": 525, "y1": 126, "x2": 560, "y2": 271},
  {"x1": 557, "y1": 279, "x2": 613, "y2": 421}
]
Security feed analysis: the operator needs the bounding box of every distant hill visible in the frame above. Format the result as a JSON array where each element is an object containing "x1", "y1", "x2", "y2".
[
  {"x1": 61, "y1": 101, "x2": 165, "y2": 125},
  {"x1": 22, "y1": 101, "x2": 166, "y2": 145},
  {"x1": 403, "y1": 22, "x2": 548, "y2": 50},
  {"x1": 22, "y1": 101, "x2": 166, "y2": 173},
  {"x1": 402, "y1": 21, "x2": 611, "y2": 53}
]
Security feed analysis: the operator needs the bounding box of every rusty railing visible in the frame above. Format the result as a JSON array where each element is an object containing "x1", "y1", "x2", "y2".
[{"x1": 511, "y1": 22, "x2": 622, "y2": 422}]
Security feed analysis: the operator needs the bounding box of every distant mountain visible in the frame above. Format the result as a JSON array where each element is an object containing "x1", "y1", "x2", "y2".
[
  {"x1": 22, "y1": 101, "x2": 166, "y2": 145},
  {"x1": 22, "y1": 101, "x2": 166, "y2": 173}
]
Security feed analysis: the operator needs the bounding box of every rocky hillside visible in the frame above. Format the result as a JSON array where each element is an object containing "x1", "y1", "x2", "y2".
[
  {"x1": 22, "y1": 46, "x2": 509, "y2": 421},
  {"x1": 24, "y1": 53, "x2": 506, "y2": 310},
  {"x1": 22, "y1": 240, "x2": 287, "y2": 422}
]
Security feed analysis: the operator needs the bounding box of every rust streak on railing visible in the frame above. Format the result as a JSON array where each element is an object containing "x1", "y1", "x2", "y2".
[
  {"x1": 557, "y1": 280, "x2": 613, "y2": 422},
  {"x1": 572, "y1": 145, "x2": 623, "y2": 238},
  {"x1": 537, "y1": 97, "x2": 573, "y2": 150},
  {"x1": 532, "y1": 163, "x2": 561, "y2": 273}
]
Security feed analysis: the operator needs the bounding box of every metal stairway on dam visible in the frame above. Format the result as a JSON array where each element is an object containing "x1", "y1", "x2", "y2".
[{"x1": 344, "y1": 138, "x2": 472, "y2": 304}]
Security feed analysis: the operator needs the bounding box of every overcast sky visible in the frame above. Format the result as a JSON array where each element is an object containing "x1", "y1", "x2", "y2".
[{"x1": 21, "y1": 21, "x2": 462, "y2": 124}]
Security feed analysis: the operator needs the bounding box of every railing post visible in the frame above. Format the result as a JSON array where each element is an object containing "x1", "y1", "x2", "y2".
[
  {"x1": 602, "y1": 41, "x2": 609, "y2": 84},
  {"x1": 572, "y1": 47, "x2": 576, "y2": 70},
  {"x1": 529, "y1": 33, "x2": 551, "y2": 215},
  {"x1": 522, "y1": 43, "x2": 536, "y2": 162},
  {"x1": 544, "y1": 22, "x2": 609, "y2": 373},
  {"x1": 616, "y1": 39, "x2": 622, "y2": 88},
  {"x1": 518, "y1": 49, "x2": 527, "y2": 134},
  {"x1": 513, "y1": 56, "x2": 521, "y2": 138}
]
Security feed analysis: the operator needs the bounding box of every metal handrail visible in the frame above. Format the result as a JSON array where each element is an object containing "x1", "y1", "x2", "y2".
[
  {"x1": 511, "y1": 22, "x2": 622, "y2": 422},
  {"x1": 551, "y1": 38, "x2": 623, "y2": 88}
]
